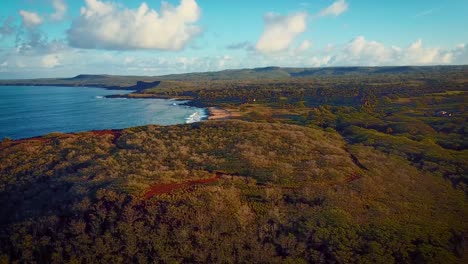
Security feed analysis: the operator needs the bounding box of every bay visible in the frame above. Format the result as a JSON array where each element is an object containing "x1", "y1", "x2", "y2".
[{"x1": 0, "y1": 86, "x2": 207, "y2": 139}]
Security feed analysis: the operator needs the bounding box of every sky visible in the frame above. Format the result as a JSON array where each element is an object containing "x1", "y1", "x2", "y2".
[{"x1": 0, "y1": 0, "x2": 467, "y2": 78}]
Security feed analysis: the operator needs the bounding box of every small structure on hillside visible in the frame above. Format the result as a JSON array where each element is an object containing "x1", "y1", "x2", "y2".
[{"x1": 435, "y1": 111, "x2": 452, "y2": 117}]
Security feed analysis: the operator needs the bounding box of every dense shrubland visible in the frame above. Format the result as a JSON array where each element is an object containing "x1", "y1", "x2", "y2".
[
  {"x1": 144, "y1": 73, "x2": 468, "y2": 192},
  {"x1": 1, "y1": 67, "x2": 467, "y2": 263},
  {"x1": 1, "y1": 121, "x2": 466, "y2": 263}
]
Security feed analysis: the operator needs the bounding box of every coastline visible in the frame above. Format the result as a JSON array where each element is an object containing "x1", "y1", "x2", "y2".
[
  {"x1": 207, "y1": 107, "x2": 233, "y2": 120},
  {"x1": 104, "y1": 93, "x2": 237, "y2": 121},
  {"x1": 0, "y1": 84, "x2": 235, "y2": 141},
  {"x1": 2, "y1": 106, "x2": 233, "y2": 142},
  {"x1": 1, "y1": 104, "x2": 233, "y2": 142}
]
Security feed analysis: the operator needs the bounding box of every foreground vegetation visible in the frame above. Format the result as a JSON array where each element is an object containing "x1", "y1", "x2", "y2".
[
  {"x1": 0, "y1": 66, "x2": 467, "y2": 263},
  {"x1": 1, "y1": 121, "x2": 466, "y2": 263}
]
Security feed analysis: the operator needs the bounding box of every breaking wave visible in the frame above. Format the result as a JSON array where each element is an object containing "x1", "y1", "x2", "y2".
[{"x1": 185, "y1": 109, "x2": 207, "y2": 124}]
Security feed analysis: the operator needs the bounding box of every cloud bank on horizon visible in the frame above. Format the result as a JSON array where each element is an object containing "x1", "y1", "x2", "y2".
[{"x1": 0, "y1": 0, "x2": 467, "y2": 78}]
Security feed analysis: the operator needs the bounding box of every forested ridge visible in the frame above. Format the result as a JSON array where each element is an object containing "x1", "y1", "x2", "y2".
[{"x1": 1, "y1": 67, "x2": 467, "y2": 263}]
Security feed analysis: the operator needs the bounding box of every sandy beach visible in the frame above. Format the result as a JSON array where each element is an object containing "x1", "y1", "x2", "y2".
[{"x1": 207, "y1": 107, "x2": 233, "y2": 120}]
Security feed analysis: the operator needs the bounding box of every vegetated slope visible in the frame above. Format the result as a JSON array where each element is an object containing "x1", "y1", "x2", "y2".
[
  {"x1": 0, "y1": 121, "x2": 466, "y2": 263},
  {"x1": 155, "y1": 65, "x2": 468, "y2": 80},
  {"x1": 139, "y1": 71, "x2": 468, "y2": 192},
  {"x1": 1, "y1": 66, "x2": 467, "y2": 87}
]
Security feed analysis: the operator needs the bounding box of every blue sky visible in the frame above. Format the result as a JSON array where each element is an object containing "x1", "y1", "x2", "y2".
[{"x1": 0, "y1": 0, "x2": 467, "y2": 78}]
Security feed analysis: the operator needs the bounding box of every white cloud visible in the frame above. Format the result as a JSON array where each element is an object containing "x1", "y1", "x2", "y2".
[
  {"x1": 255, "y1": 0, "x2": 348, "y2": 54},
  {"x1": 342, "y1": 36, "x2": 395, "y2": 65},
  {"x1": 295, "y1": 40, "x2": 312, "y2": 53},
  {"x1": 51, "y1": 0, "x2": 68, "y2": 21},
  {"x1": 67, "y1": 0, "x2": 202, "y2": 50},
  {"x1": 403, "y1": 39, "x2": 453, "y2": 64},
  {"x1": 247, "y1": 37, "x2": 465, "y2": 68},
  {"x1": 256, "y1": 12, "x2": 307, "y2": 53},
  {"x1": 2, "y1": 35, "x2": 467, "y2": 79},
  {"x1": 41, "y1": 54, "x2": 61, "y2": 68},
  {"x1": 332, "y1": 36, "x2": 456, "y2": 66},
  {"x1": 451, "y1": 44, "x2": 468, "y2": 65},
  {"x1": 19, "y1": 10, "x2": 43, "y2": 28},
  {"x1": 317, "y1": 0, "x2": 348, "y2": 17},
  {"x1": 0, "y1": 49, "x2": 65, "y2": 73}
]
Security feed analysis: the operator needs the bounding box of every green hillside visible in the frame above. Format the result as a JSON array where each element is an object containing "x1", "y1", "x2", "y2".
[
  {"x1": 1, "y1": 65, "x2": 467, "y2": 87},
  {"x1": 1, "y1": 121, "x2": 466, "y2": 263}
]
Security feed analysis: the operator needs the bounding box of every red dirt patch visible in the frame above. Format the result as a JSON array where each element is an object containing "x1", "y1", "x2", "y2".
[
  {"x1": 143, "y1": 175, "x2": 221, "y2": 200},
  {"x1": 3, "y1": 136, "x2": 52, "y2": 148},
  {"x1": 4, "y1": 129, "x2": 122, "y2": 148},
  {"x1": 346, "y1": 173, "x2": 361, "y2": 183}
]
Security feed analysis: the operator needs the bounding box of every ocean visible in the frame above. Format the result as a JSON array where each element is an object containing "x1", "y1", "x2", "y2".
[{"x1": 0, "y1": 86, "x2": 207, "y2": 139}]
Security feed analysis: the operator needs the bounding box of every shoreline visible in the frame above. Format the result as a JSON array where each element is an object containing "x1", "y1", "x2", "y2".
[
  {"x1": 105, "y1": 93, "x2": 236, "y2": 121},
  {"x1": 1, "y1": 105, "x2": 234, "y2": 142},
  {"x1": 2, "y1": 106, "x2": 233, "y2": 142},
  {"x1": 207, "y1": 107, "x2": 233, "y2": 120},
  {"x1": 0, "y1": 84, "x2": 234, "y2": 141}
]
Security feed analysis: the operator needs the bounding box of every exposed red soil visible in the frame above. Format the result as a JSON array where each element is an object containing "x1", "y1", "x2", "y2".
[
  {"x1": 143, "y1": 175, "x2": 221, "y2": 200},
  {"x1": 346, "y1": 173, "x2": 362, "y2": 183},
  {"x1": 5, "y1": 136, "x2": 51, "y2": 147},
  {"x1": 3, "y1": 129, "x2": 123, "y2": 148}
]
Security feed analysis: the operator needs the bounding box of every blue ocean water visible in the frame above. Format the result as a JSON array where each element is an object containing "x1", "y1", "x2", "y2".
[{"x1": 0, "y1": 86, "x2": 207, "y2": 139}]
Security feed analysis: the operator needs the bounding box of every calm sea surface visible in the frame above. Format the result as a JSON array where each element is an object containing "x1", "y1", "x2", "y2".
[{"x1": 0, "y1": 86, "x2": 207, "y2": 139}]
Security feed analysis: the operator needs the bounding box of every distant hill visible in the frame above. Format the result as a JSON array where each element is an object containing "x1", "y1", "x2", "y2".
[
  {"x1": 0, "y1": 74, "x2": 159, "y2": 90},
  {"x1": 156, "y1": 65, "x2": 468, "y2": 80},
  {"x1": 0, "y1": 65, "x2": 467, "y2": 88}
]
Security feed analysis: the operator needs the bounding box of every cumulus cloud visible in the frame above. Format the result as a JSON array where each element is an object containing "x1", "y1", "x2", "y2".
[
  {"x1": 51, "y1": 0, "x2": 67, "y2": 21},
  {"x1": 256, "y1": 12, "x2": 307, "y2": 53},
  {"x1": 255, "y1": 0, "x2": 348, "y2": 55},
  {"x1": 67, "y1": 0, "x2": 202, "y2": 50},
  {"x1": 342, "y1": 36, "x2": 395, "y2": 65},
  {"x1": 333, "y1": 36, "x2": 456, "y2": 66},
  {"x1": 19, "y1": 10, "x2": 43, "y2": 28},
  {"x1": 451, "y1": 44, "x2": 468, "y2": 65},
  {"x1": 41, "y1": 54, "x2": 61, "y2": 68},
  {"x1": 317, "y1": 0, "x2": 348, "y2": 17},
  {"x1": 248, "y1": 37, "x2": 466, "y2": 68},
  {"x1": 1, "y1": 49, "x2": 64, "y2": 73},
  {"x1": 295, "y1": 40, "x2": 312, "y2": 53}
]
